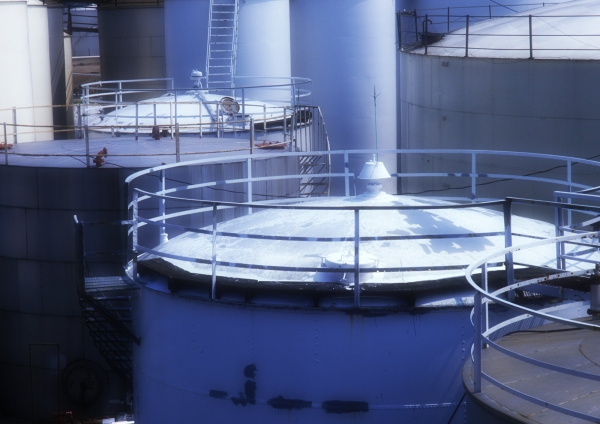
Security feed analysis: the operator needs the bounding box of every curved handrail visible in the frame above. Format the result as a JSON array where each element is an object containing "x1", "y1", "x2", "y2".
[{"x1": 465, "y1": 231, "x2": 600, "y2": 421}]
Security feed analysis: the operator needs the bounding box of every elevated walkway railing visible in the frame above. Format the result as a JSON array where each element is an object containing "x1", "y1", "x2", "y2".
[
  {"x1": 465, "y1": 230, "x2": 600, "y2": 422},
  {"x1": 123, "y1": 149, "x2": 600, "y2": 308}
]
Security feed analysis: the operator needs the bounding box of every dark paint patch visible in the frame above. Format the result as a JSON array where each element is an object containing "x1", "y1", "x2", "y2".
[
  {"x1": 231, "y1": 393, "x2": 248, "y2": 407},
  {"x1": 245, "y1": 380, "x2": 257, "y2": 405},
  {"x1": 322, "y1": 400, "x2": 369, "y2": 414},
  {"x1": 268, "y1": 395, "x2": 312, "y2": 410},
  {"x1": 244, "y1": 363, "x2": 257, "y2": 379},
  {"x1": 209, "y1": 390, "x2": 228, "y2": 399}
]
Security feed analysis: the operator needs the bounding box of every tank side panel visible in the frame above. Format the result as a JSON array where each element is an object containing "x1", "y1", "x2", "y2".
[
  {"x1": 134, "y1": 287, "x2": 470, "y2": 423},
  {"x1": 164, "y1": 0, "x2": 210, "y2": 88},
  {"x1": 98, "y1": 7, "x2": 166, "y2": 83}
]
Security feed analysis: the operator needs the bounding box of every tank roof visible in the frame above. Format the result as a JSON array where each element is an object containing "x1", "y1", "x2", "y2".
[{"x1": 414, "y1": 0, "x2": 600, "y2": 60}]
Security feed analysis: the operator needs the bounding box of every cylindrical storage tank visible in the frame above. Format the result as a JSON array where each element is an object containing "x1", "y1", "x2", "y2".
[
  {"x1": 0, "y1": 0, "x2": 37, "y2": 143},
  {"x1": 133, "y1": 288, "x2": 470, "y2": 424},
  {"x1": 27, "y1": 0, "x2": 54, "y2": 142},
  {"x1": 0, "y1": 165, "x2": 135, "y2": 420},
  {"x1": 97, "y1": 4, "x2": 166, "y2": 85},
  {"x1": 47, "y1": 4, "x2": 70, "y2": 140},
  {"x1": 236, "y1": 0, "x2": 291, "y2": 102},
  {"x1": 164, "y1": 0, "x2": 210, "y2": 88},
  {"x1": 399, "y1": 0, "x2": 600, "y2": 202},
  {"x1": 290, "y1": 0, "x2": 397, "y2": 195}
]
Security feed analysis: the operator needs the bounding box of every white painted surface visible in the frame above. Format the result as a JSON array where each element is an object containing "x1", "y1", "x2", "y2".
[{"x1": 290, "y1": 0, "x2": 397, "y2": 195}]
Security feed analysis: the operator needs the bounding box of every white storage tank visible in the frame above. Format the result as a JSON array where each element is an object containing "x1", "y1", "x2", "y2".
[
  {"x1": 400, "y1": 0, "x2": 600, "y2": 199},
  {"x1": 290, "y1": 0, "x2": 397, "y2": 195},
  {"x1": 0, "y1": 0, "x2": 53, "y2": 143},
  {"x1": 27, "y1": 0, "x2": 54, "y2": 142},
  {"x1": 236, "y1": 0, "x2": 291, "y2": 82}
]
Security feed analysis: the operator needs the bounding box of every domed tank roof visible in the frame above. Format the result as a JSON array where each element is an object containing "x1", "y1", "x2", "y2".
[
  {"x1": 415, "y1": 0, "x2": 600, "y2": 59},
  {"x1": 138, "y1": 190, "x2": 592, "y2": 291}
]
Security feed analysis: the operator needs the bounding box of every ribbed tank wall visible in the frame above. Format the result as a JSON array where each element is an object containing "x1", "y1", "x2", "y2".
[
  {"x1": 290, "y1": 0, "x2": 397, "y2": 195},
  {"x1": 133, "y1": 287, "x2": 469, "y2": 423},
  {"x1": 164, "y1": 0, "x2": 210, "y2": 88},
  {"x1": 400, "y1": 53, "x2": 600, "y2": 202},
  {"x1": 237, "y1": 0, "x2": 291, "y2": 78},
  {"x1": 0, "y1": 166, "x2": 135, "y2": 420},
  {"x1": 97, "y1": 6, "x2": 166, "y2": 83},
  {"x1": 0, "y1": 0, "x2": 36, "y2": 143},
  {"x1": 27, "y1": 1, "x2": 54, "y2": 142}
]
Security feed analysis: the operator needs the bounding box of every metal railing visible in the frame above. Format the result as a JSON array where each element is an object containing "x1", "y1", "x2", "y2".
[
  {"x1": 398, "y1": 8, "x2": 600, "y2": 58},
  {"x1": 123, "y1": 149, "x2": 600, "y2": 308},
  {"x1": 466, "y1": 228, "x2": 600, "y2": 422}
]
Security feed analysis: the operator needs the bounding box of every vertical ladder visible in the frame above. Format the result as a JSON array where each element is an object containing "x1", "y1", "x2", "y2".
[{"x1": 206, "y1": 0, "x2": 239, "y2": 89}]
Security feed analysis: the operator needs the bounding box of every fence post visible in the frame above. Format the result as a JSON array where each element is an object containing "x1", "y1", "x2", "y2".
[
  {"x1": 424, "y1": 14, "x2": 429, "y2": 55},
  {"x1": 175, "y1": 123, "x2": 180, "y2": 163},
  {"x1": 250, "y1": 117, "x2": 255, "y2": 154},
  {"x1": 344, "y1": 151, "x2": 350, "y2": 197},
  {"x1": 135, "y1": 102, "x2": 139, "y2": 141},
  {"x1": 77, "y1": 104, "x2": 82, "y2": 139},
  {"x1": 211, "y1": 203, "x2": 218, "y2": 299},
  {"x1": 473, "y1": 290, "x2": 482, "y2": 393},
  {"x1": 354, "y1": 209, "x2": 361, "y2": 308},
  {"x1": 465, "y1": 15, "x2": 470, "y2": 57},
  {"x1": 503, "y1": 199, "x2": 515, "y2": 300},
  {"x1": 12, "y1": 107, "x2": 17, "y2": 144},
  {"x1": 529, "y1": 15, "x2": 533, "y2": 59},
  {"x1": 471, "y1": 153, "x2": 477, "y2": 200},
  {"x1": 84, "y1": 125, "x2": 90, "y2": 168},
  {"x1": 3, "y1": 123, "x2": 7, "y2": 165},
  {"x1": 132, "y1": 191, "x2": 138, "y2": 281},
  {"x1": 159, "y1": 169, "x2": 168, "y2": 244}
]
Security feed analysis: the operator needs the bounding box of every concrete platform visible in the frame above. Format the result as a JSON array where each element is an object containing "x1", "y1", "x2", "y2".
[
  {"x1": 0, "y1": 131, "x2": 288, "y2": 169},
  {"x1": 463, "y1": 317, "x2": 600, "y2": 423}
]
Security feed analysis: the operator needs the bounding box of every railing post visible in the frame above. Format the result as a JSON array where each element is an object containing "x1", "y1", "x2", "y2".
[
  {"x1": 424, "y1": 14, "x2": 429, "y2": 55},
  {"x1": 465, "y1": 15, "x2": 470, "y2": 57},
  {"x1": 354, "y1": 209, "x2": 361, "y2": 308},
  {"x1": 489, "y1": 4, "x2": 492, "y2": 19},
  {"x1": 250, "y1": 117, "x2": 255, "y2": 154},
  {"x1": 153, "y1": 103, "x2": 157, "y2": 126},
  {"x1": 503, "y1": 199, "x2": 515, "y2": 300},
  {"x1": 555, "y1": 195, "x2": 566, "y2": 270},
  {"x1": 471, "y1": 153, "x2": 477, "y2": 201},
  {"x1": 3, "y1": 122, "x2": 8, "y2": 165},
  {"x1": 473, "y1": 291, "x2": 482, "y2": 393},
  {"x1": 169, "y1": 102, "x2": 174, "y2": 139},
  {"x1": 283, "y1": 107, "x2": 287, "y2": 145},
  {"x1": 216, "y1": 102, "x2": 220, "y2": 138},
  {"x1": 174, "y1": 91, "x2": 178, "y2": 130},
  {"x1": 447, "y1": 7, "x2": 450, "y2": 32},
  {"x1": 77, "y1": 104, "x2": 82, "y2": 139},
  {"x1": 241, "y1": 88, "x2": 246, "y2": 131},
  {"x1": 414, "y1": 10, "x2": 418, "y2": 43},
  {"x1": 159, "y1": 169, "x2": 168, "y2": 244},
  {"x1": 135, "y1": 102, "x2": 139, "y2": 141},
  {"x1": 175, "y1": 123, "x2": 180, "y2": 163},
  {"x1": 199, "y1": 101, "x2": 203, "y2": 138},
  {"x1": 84, "y1": 125, "x2": 90, "y2": 168},
  {"x1": 132, "y1": 191, "x2": 139, "y2": 281},
  {"x1": 211, "y1": 203, "x2": 218, "y2": 299},
  {"x1": 246, "y1": 157, "x2": 253, "y2": 215},
  {"x1": 481, "y1": 262, "x2": 489, "y2": 347},
  {"x1": 12, "y1": 107, "x2": 17, "y2": 144},
  {"x1": 529, "y1": 15, "x2": 533, "y2": 59},
  {"x1": 344, "y1": 151, "x2": 350, "y2": 197}
]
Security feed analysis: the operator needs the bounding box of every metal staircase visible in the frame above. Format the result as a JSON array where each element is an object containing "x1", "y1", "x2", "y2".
[
  {"x1": 206, "y1": 0, "x2": 239, "y2": 89},
  {"x1": 74, "y1": 217, "x2": 140, "y2": 387}
]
